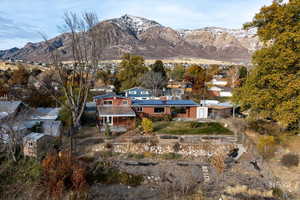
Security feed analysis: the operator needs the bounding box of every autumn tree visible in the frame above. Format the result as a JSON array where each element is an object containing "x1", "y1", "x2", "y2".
[
  {"x1": 170, "y1": 64, "x2": 185, "y2": 81},
  {"x1": 117, "y1": 54, "x2": 148, "y2": 90},
  {"x1": 233, "y1": 0, "x2": 300, "y2": 128},
  {"x1": 9, "y1": 65, "x2": 29, "y2": 86}
]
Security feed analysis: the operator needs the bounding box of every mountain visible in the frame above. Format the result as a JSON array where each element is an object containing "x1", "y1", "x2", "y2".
[{"x1": 0, "y1": 14, "x2": 260, "y2": 63}]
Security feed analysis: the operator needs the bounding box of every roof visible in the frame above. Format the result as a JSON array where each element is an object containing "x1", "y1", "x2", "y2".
[
  {"x1": 124, "y1": 87, "x2": 152, "y2": 98},
  {"x1": 132, "y1": 100, "x2": 199, "y2": 107},
  {"x1": 0, "y1": 101, "x2": 22, "y2": 114},
  {"x1": 93, "y1": 93, "x2": 126, "y2": 100},
  {"x1": 97, "y1": 106, "x2": 136, "y2": 117},
  {"x1": 200, "y1": 100, "x2": 233, "y2": 109},
  {"x1": 23, "y1": 132, "x2": 46, "y2": 142},
  {"x1": 31, "y1": 108, "x2": 61, "y2": 120}
]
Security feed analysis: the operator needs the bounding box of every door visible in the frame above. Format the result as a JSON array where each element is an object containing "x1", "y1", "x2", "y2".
[
  {"x1": 197, "y1": 107, "x2": 208, "y2": 119},
  {"x1": 104, "y1": 116, "x2": 113, "y2": 125}
]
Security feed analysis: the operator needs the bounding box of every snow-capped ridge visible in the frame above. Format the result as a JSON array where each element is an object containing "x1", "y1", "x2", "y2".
[{"x1": 108, "y1": 14, "x2": 162, "y2": 37}]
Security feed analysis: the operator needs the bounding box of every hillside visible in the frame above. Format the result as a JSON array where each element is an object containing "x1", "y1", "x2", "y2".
[{"x1": 0, "y1": 15, "x2": 260, "y2": 64}]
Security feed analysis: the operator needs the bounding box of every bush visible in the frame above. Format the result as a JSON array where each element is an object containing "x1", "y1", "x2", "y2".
[
  {"x1": 142, "y1": 118, "x2": 153, "y2": 133},
  {"x1": 257, "y1": 135, "x2": 276, "y2": 159},
  {"x1": 163, "y1": 115, "x2": 173, "y2": 122},
  {"x1": 281, "y1": 153, "x2": 299, "y2": 168},
  {"x1": 104, "y1": 124, "x2": 112, "y2": 136},
  {"x1": 173, "y1": 142, "x2": 181, "y2": 152}
]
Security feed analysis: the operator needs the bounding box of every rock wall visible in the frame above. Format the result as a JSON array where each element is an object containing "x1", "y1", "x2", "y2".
[{"x1": 92, "y1": 141, "x2": 237, "y2": 157}]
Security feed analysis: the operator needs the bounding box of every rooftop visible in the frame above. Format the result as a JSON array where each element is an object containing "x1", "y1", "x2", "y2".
[
  {"x1": 97, "y1": 106, "x2": 136, "y2": 117},
  {"x1": 132, "y1": 100, "x2": 199, "y2": 107},
  {"x1": 93, "y1": 93, "x2": 126, "y2": 100},
  {"x1": 0, "y1": 101, "x2": 22, "y2": 114},
  {"x1": 23, "y1": 132, "x2": 45, "y2": 141}
]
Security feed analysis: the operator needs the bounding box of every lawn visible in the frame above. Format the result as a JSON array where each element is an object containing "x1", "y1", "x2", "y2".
[{"x1": 153, "y1": 121, "x2": 233, "y2": 135}]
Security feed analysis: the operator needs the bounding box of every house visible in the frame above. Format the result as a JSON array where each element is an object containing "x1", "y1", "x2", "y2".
[
  {"x1": 124, "y1": 87, "x2": 153, "y2": 100},
  {"x1": 208, "y1": 86, "x2": 232, "y2": 97},
  {"x1": 200, "y1": 100, "x2": 233, "y2": 119},
  {"x1": 23, "y1": 132, "x2": 55, "y2": 158},
  {"x1": 30, "y1": 107, "x2": 61, "y2": 121},
  {"x1": 90, "y1": 85, "x2": 115, "y2": 93},
  {"x1": 94, "y1": 93, "x2": 136, "y2": 133},
  {"x1": 0, "y1": 101, "x2": 24, "y2": 121},
  {"x1": 42, "y1": 120, "x2": 62, "y2": 137},
  {"x1": 210, "y1": 78, "x2": 228, "y2": 86},
  {"x1": 132, "y1": 100, "x2": 201, "y2": 119}
]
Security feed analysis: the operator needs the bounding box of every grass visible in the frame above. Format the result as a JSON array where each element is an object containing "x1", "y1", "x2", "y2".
[{"x1": 153, "y1": 121, "x2": 233, "y2": 135}]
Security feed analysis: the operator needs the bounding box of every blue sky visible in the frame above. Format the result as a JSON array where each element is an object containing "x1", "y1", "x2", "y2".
[{"x1": 0, "y1": 0, "x2": 273, "y2": 50}]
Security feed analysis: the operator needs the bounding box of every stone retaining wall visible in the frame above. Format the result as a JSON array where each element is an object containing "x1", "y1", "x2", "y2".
[{"x1": 92, "y1": 142, "x2": 237, "y2": 157}]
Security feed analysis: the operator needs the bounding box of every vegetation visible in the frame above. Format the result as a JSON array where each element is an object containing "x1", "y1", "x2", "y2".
[
  {"x1": 170, "y1": 64, "x2": 185, "y2": 81},
  {"x1": 281, "y1": 153, "x2": 299, "y2": 168},
  {"x1": 154, "y1": 121, "x2": 233, "y2": 135},
  {"x1": 233, "y1": 0, "x2": 300, "y2": 129},
  {"x1": 257, "y1": 135, "x2": 276, "y2": 159},
  {"x1": 41, "y1": 151, "x2": 88, "y2": 199},
  {"x1": 117, "y1": 54, "x2": 148, "y2": 90},
  {"x1": 141, "y1": 118, "x2": 154, "y2": 133},
  {"x1": 0, "y1": 158, "x2": 42, "y2": 198}
]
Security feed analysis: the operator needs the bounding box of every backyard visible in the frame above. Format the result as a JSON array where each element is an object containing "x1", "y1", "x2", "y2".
[{"x1": 153, "y1": 121, "x2": 233, "y2": 135}]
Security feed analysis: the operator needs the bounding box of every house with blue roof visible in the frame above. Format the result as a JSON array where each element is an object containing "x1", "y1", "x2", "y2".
[
  {"x1": 132, "y1": 99, "x2": 201, "y2": 119},
  {"x1": 124, "y1": 87, "x2": 153, "y2": 100}
]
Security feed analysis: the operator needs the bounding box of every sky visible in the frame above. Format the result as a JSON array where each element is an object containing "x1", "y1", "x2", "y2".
[{"x1": 0, "y1": 0, "x2": 274, "y2": 50}]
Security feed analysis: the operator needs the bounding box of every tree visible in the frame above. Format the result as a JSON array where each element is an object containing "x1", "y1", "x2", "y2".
[
  {"x1": 170, "y1": 64, "x2": 185, "y2": 81},
  {"x1": 151, "y1": 60, "x2": 167, "y2": 80},
  {"x1": 9, "y1": 65, "x2": 29, "y2": 86},
  {"x1": 233, "y1": 0, "x2": 300, "y2": 128},
  {"x1": 117, "y1": 54, "x2": 148, "y2": 90},
  {"x1": 41, "y1": 12, "x2": 104, "y2": 153},
  {"x1": 141, "y1": 71, "x2": 166, "y2": 97}
]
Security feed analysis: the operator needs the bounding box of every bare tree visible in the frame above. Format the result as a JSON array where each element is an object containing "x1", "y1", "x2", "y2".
[
  {"x1": 141, "y1": 71, "x2": 166, "y2": 97},
  {"x1": 40, "y1": 12, "x2": 104, "y2": 152},
  {"x1": 0, "y1": 110, "x2": 33, "y2": 161}
]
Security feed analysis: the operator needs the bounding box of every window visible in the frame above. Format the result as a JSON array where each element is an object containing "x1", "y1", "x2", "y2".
[
  {"x1": 28, "y1": 142, "x2": 33, "y2": 147},
  {"x1": 104, "y1": 100, "x2": 112, "y2": 105},
  {"x1": 154, "y1": 107, "x2": 165, "y2": 113},
  {"x1": 129, "y1": 91, "x2": 137, "y2": 94},
  {"x1": 136, "y1": 107, "x2": 143, "y2": 112},
  {"x1": 141, "y1": 91, "x2": 149, "y2": 95},
  {"x1": 122, "y1": 100, "x2": 128, "y2": 105}
]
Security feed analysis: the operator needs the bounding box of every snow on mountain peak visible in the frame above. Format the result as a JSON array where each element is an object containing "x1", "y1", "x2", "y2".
[{"x1": 109, "y1": 14, "x2": 162, "y2": 36}]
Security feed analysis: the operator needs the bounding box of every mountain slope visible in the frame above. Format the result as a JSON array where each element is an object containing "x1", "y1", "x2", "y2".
[{"x1": 0, "y1": 15, "x2": 260, "y2": 63}]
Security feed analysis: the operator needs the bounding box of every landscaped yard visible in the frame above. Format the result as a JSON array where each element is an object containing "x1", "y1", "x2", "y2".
[{"x1": 153, "y1": 121, "x2": 233, "y2": 135}]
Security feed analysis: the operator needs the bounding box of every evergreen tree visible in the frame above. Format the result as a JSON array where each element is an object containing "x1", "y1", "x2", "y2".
[{"x1": 117, "y1": 54, "x2": 148, "y2": 90}]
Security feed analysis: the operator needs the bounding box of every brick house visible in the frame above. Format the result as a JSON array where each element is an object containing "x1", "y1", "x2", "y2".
[
  {"x1": 93, "y1": 93, "x2": 136, "y2": 132},
  {"x1": 132, "y1": 100, "x2": 200, "y2": 119}
]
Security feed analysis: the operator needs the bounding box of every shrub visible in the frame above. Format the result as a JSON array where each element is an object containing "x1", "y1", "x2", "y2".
[
  {"x1": 163, "y1": 114, "x2": 173, "y2": 122},
  {"x1": 41, "y1": 151, "x2": 87, "y2": 199},
  {"x1": 104, "y1": 124, "x2": 112, "y2": 136},
  {"x1": 173, "y1": 142, "x2": 181, "y2": 152},
  {"x1": 281, "y1": 153, "x2": 299, "y2": 168},
  {"x1": 257, "y1": 135, "x2": 276, "y2": 159},
  {"x1": 142, "y1": 118, "x2": 153, "y2": 133}
]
